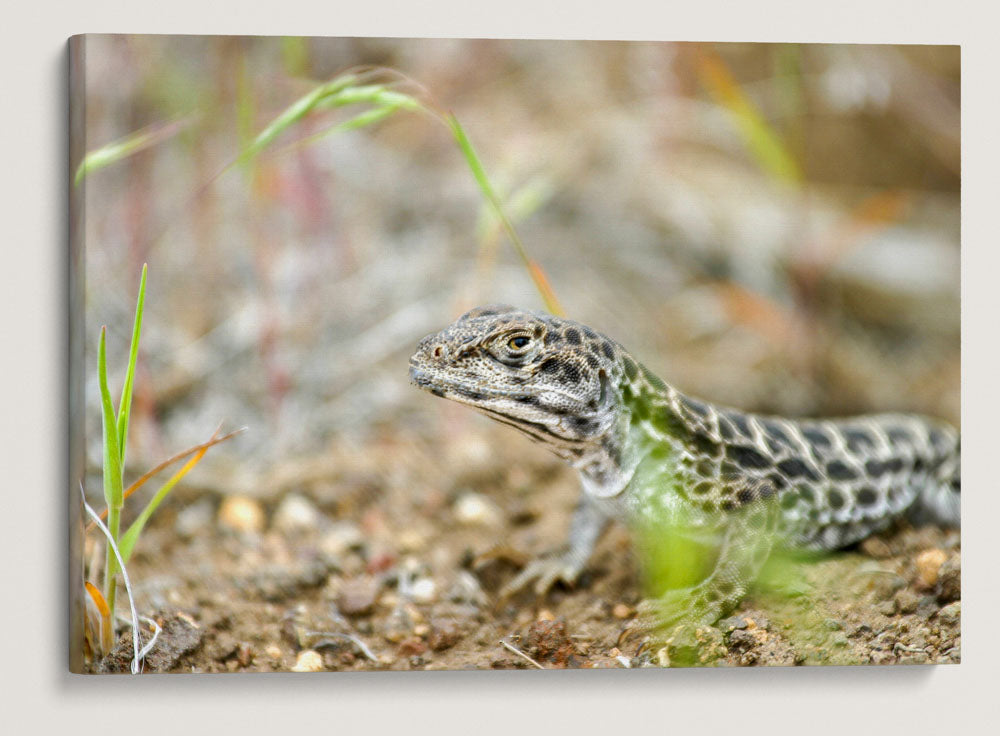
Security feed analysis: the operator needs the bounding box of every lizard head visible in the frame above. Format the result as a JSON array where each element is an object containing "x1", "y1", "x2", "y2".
[{"x1": 409, "y1": 305, "x2": 630, "y2": 451}]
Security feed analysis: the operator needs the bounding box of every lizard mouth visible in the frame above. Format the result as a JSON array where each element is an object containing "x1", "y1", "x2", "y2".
[{"x1": 409, "y1": 364, "x2": 528, "y2": 404}]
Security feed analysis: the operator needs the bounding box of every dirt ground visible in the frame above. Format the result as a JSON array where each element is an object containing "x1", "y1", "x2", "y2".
[{"x1": 89, "y1": 420, "x2": 960, "y2": 673}]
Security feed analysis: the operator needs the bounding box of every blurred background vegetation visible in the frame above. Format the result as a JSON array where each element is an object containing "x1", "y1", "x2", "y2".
[{"x1": 79, "y1": 36, "x2": 959, "y2": 502}]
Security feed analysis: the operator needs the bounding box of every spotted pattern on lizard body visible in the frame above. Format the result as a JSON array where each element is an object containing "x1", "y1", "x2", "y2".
[{"x1": 409, "y1": 305, "x2": 960, "y2": 628}]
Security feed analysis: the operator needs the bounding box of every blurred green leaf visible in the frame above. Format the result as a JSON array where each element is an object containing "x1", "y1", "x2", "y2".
[{"x1": 74, "y1": 120, "x2": 189, "y2": 186}]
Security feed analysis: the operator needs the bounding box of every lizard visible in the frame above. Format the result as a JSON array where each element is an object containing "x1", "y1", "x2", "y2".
[{"x1": 408, "y1": 304, "x2": 961, "y2": 632}]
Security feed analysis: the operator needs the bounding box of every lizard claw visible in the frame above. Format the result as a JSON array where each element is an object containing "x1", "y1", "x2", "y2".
[{"x1": 498, "y1": 551, "x2": 585, "y2": 599}]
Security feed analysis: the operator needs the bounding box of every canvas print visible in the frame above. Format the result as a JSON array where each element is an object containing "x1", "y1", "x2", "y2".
[{"x1": 69, "y1": 36, "x2": 960, "y2": 673}]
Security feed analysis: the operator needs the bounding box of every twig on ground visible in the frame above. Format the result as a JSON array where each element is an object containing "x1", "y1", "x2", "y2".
[
  {"x1": 309, "y1": 631, "x2": 378, "y2": 662},
  {"x1": 499, "y1": 638, "x2": 545, "y2": 669}
]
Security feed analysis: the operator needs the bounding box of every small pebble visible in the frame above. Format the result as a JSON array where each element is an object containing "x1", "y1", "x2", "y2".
[
  {"x1": 429, "y1": 618, "x2": 462, "y2": 651},
  {"x1": 937, "y1": 601, "x2": 961, "y2": 626},
  {"x1": 410, "y1": 577, "x2": 437, "y2": 604},
  {"x1": 895, "y1": 589, "x2": 920, "y2": 614},
  {"x1": 453, "y1": 492, "x2": 503, "y2": 528},
  {"x1": 612, "y1": 603, "x2": 632, "y2": 620},
  {"x1": 870, "y1": 650, "x2": 896, "y2": 665},
  {"x1": 290, "y1": 649, "x2": 324, "y2": 672},
  {"x1": 537, "y1": 609, "x2": 556, "y2": 622},
  {"x1": 718, "y1": 615, "x2": 749, "y2": 633},
  {"x1": 397, "y1": 637, "x2": 427, "y2": 657},
  {"x1": 237, "y1": 642, "x2": 253, "y2": 667},
  {"x1": 338, "y1": 575, "x2": 381, "y2": 616},
  {"x1": 936, "y1": 557, "x2": 961, "y2": 603},
  {"x1": 877, "y1": 600, "x2": 897, "y2": 616},
  {"x1": 319, "y1": 522, "x2": 365, "y2": 558},
  {"x1": 914, "y1": 548, "x2": 947, "y2": 588},
  {"x1": 218, "y1": 496, "x2": 265, "y2": 534},
  {"x1": 264, "y1": 644, "x2": 283, "y2": 660},
  {"x1": 272, "y1": 493, "x2": 322, "y2": 534},
  {"x1": 397, "y1": 528, "x2": 428, "y2": 552}
]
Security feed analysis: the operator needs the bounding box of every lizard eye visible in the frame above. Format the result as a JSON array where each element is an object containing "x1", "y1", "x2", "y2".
[{"x1": 508, "y1": 335, "x2": 532, "y2": 350}]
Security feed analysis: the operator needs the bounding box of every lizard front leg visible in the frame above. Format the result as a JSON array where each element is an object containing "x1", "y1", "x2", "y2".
[{"x1": 499, "y1": 489, "x2": 612, "y2": 598}]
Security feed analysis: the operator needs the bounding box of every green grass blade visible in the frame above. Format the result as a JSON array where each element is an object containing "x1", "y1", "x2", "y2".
[
  {"x1": 313, "y1": 85, "x2": 421, "y2": 113},
  {"x1": 237, "y1": 75, "x2": 359, "y2": 165},
  {"x1": 697, "y1": 48, "x2": 801, "y2": 186},
  {"x1": 446, "y1": 114, "x2": 564, "y2": 315},
  {"x1": 118, "y1": 445, "x2": 211, "y2": 563},
  {"x1": 116, "y1": 264, "x2": 147, "y2": 468},
  {"x1": 287, "y1": 104, "x2": 403, "y2": 152},
  {"x1": 98, "y1": 326, "x2": 124, "y2": 619},
  {"x1": 98, "y1": 327, "x2": 123, "y2": 511},
  {"x1": 74, "y1": 119, "x2": 189, "y2": 186},
  {"x1": 237, "y1": 76, "x2": 424, "y2": 168}
]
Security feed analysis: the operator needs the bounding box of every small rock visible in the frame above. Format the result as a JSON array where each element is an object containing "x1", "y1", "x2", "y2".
[
  {"x1": 272, "y1": 493, "x2": 322, "y2": 534},
  {"x1": 728, "y1": 628, "x2": 757, "y2": 649},
  {"x1": 718, "y1": 615, "x2": 749, "y2": 634},
  {"x1": 823, "y1": 618, "x2": 844, "y2": 631},
  {"x1": 935, "y1": 556, "x2": 961, "y2": 603},
  {"x1": 236, "y1": 642, "x2": 253, "y2": 667},
  {"x1": 453, "y1": 492, "x2": 503, "y2": 528},
  {"x1": 290, "y1": 650, "x2": 324, "y2": 672},
  {"x1": 870, "y1": 572, "x2": 907, "y2": 600},
  {"x1": 831, "y1": 633, "x2": 850, "y2": 649},
  {"x1": 937, "y1": 601, "x2": 961, "y2": 627},
  {"x1": 870, "y1": 650, "x2": 896, "y2": 665},
  {"x1": 98, "y1": 611, "x2": 203, "y2": 674},
  {"x1": 264, "y1": 644, "x2": 283, "y2": 660},
  {"x1": 877, "y1": 600, "x2": 897, "y2": 616},
  {"x1": 525, "y1": 618, "x2": 575, "y2": 666},
  {"x1": 337, "y1": 575, "x2": 381, "y2": 616},
  {"x1": 397, "y1": 528, "x2": 428, "y2": 552},
  {"x1": 914, "y1": 548, "x2": 948, "y2": 588},
  {"x1": 537, "y1": 609, "x2": 556, "y2": 622},
  {"x1": 218, "y1": 496, "x2": 265, "y2": 534},
  {"x1": 318, "y1": 522, "x2": 365, "y2": 566},
  {"x1": 849, "y1": 623, "x2": 873, "y2": 638},
  {"x1": 429, "y1": 619, "x2": 463, "y2": 652},
  {"x1": 612, "y1": 603, "x2": 633, "y2": 620},
  {"x1": 175, "y1": 499, "x2": 215, "y2": 539},
  {"x1": 381, "y1": 604, "x2": 420, "y2": 643},
  {"x1": 397, "y1": 637, "x2": 427, "y2": 657},
  {"x1": 895, "y1": 589, "x2": 920, "y2": 614},
  {"x1": 409, "y1": 577, "x2": 437, "y2": 604}
]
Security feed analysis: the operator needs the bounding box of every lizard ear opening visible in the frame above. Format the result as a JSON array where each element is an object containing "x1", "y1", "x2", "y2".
[{"x1": 598, "y1": 369, "x2": 609, "y2": 408}]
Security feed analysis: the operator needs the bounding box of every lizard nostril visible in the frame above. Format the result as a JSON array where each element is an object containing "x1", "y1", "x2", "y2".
[{"x1": 433, "y1": 345, "x2": 443, "y2": 358}]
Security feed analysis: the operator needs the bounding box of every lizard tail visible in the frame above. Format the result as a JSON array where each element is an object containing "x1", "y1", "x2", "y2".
[{"x1": 907, "y1": 441, "x2": 960, "y2": 528}]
